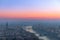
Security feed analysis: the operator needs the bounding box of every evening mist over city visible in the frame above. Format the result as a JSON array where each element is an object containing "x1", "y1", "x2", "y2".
[{"x1": 0, "y1": 0, "x2": 60, "y2": 40}]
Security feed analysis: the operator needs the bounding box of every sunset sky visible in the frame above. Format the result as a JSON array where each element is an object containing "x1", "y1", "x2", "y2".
[{"x1": 0, "y1": 0, "x2": 60, "y2": 19}]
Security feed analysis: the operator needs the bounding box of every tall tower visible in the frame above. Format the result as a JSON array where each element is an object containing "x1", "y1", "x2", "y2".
[
  {"x1": 6, "y1": 22, "x2": 8, "y2": 27},
  {"x1": 5, "y1": 22, "x2": 8, "y2": 40},
  {"x1": 5, "y1": 22, "x2": 9, "y2": 30},
  {"x1": 3, "y1": 22, "x2": 9, "y2": 40}
]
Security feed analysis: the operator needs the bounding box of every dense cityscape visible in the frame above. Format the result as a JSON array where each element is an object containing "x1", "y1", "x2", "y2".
[
  {"x1": 0, "y1": 22, "x2": 39, "y2": 40},
  {"x1": 33, "y1": 24, "x2": 60, "y2": 40},
  {"x1": 1, "y1": 0, "x2": 60, "y2": 40},
  {"x1": 0, "y1": 22, "x2": 60, "y2": 40}
]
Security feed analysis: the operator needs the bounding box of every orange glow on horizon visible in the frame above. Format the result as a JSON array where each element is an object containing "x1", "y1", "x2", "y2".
[{"x1": 0, "y1": 11, "x2": 60, "y2": 19}]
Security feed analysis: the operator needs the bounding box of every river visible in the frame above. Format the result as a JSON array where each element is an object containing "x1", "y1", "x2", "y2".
[{"x1": 23, "y1": 26, "x2": 50, "y2": 40}]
